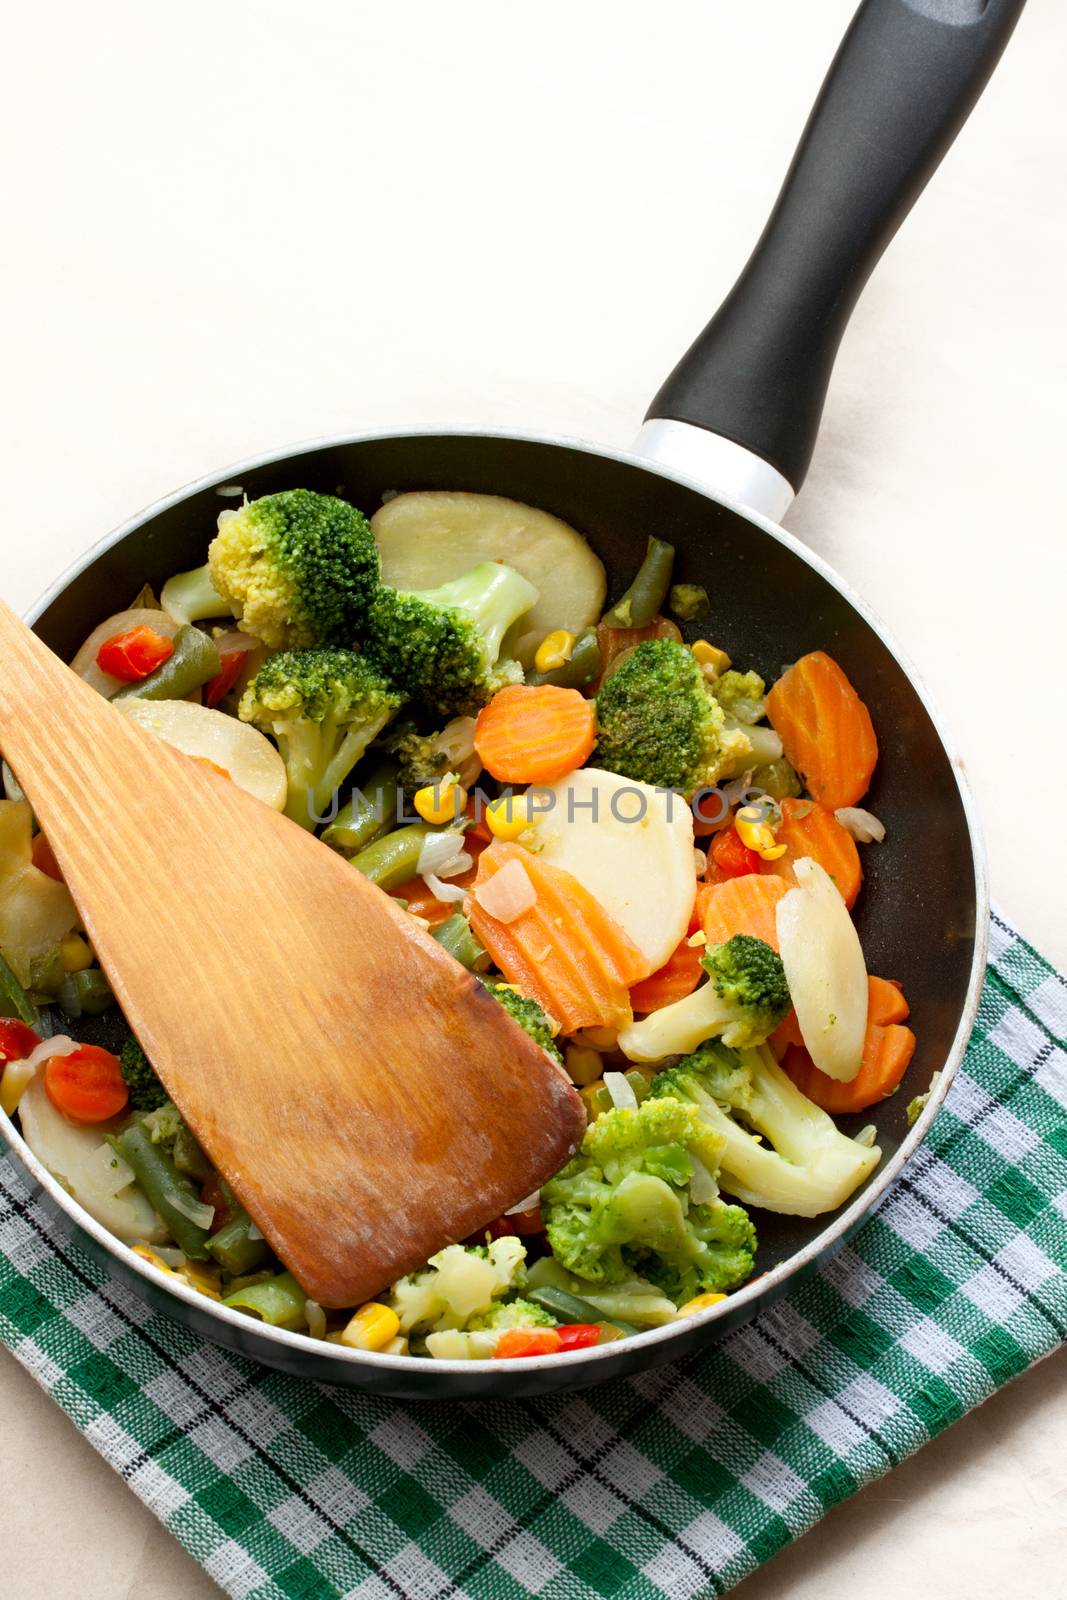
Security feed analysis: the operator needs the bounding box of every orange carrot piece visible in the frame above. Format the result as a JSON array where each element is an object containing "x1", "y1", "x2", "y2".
[
  {"x1": 630, "y1": 938, "x2": 704, "y2": 1014},
  {"x1": 765, "y1": 651, "x2": 878, "y2": 810},
  {"x1": 770, "y1": 1009, "x2": 805, "y2": 1053},
  {"x1": 467, "y1": 840, "x2": 649, "y2": 1033},
  {"x1": 700, "y1": 873, "x2": 790, "y2": 952},
  {"x1": 593, "y1": 615, "x2": 682, "y2": 691},
  {"x1": 760, "y1": 797, "x2": 863, "y2": 909},
  {"x1": 867, "y1": 974, "x2": 909, "y2": 1026},
  {"x1": 474, "y1": 685, "x2": 596, "y2": 785},
  {"x1": 44, "y1": 1045, "x2": 128, "y2": 1123},
  {"x1": 783, "y1": 1023, "x2": 917, "y2": 1114},
  {"x1": 389, "y1": 877, "x2": 464, "y2": 928}
]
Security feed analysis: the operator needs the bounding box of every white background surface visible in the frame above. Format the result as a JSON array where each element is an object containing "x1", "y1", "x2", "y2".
[{"x1": 1, "y1": 1, "x2": 1065, "y2": 1594}]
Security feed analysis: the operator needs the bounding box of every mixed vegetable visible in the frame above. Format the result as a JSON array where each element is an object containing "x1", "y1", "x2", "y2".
[{"x1": 0, "y1": 486, "x2": 924, "y2": 1359}]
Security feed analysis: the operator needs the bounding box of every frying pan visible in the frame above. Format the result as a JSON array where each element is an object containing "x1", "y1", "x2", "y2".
[{"x1": 4, "y1": 0, "x2": 1025, "y2": 1399}]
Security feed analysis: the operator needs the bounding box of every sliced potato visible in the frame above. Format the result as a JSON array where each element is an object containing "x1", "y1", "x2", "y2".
[
  {"x1": 776, "y1": 856, "x2": 868, "y2": 1081},
  {"x1": 114, "y1": 699, "x2": 287, "y2": 811},
  {"x1": 528, "y1": 767, "x2": 695, "y2": 975},
  {"x1": 372, "y1": 491, "x2": 606, "y2": 647},
  {"x1": 18, "y1": 1074, "x2": 165, "y2": 1242}
]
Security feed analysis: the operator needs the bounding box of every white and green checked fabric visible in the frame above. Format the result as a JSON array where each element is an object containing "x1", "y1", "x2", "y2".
[{"x1": 1, "y1": 909, "x2": 1065, "y2": 1600}]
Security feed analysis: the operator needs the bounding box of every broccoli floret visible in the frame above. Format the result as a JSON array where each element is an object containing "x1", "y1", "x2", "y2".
[
  {"x1": 140, "y1": 1100, "x2": 184, "y2": 1147},
  {"x1": 620, "y1": 934, "x2": 791, "y2": 1060},
  {"x1": 387, "y1": 1237, "x2": 527, "y2": 1334},
  {"x1": 468, "y1": 1298, "x2": 557, "y2": 1331},
  {"x1": 668, "y1": 583, "x2": 710, "y2": 622},
  {"x1": 119, "y1": 1036, "x2": 169, "y2": 1112},
  {"x1": 750, "y1": 758, "x2": 803, "y2": 801},
  {"x1": 651, "y1": 1041, "x2": 882, "y2": 1217},
  {"x1": 208, "y1": 490, "x2": 379, "y2": 650},
  {"x1": 540, "y1": 1098, "x2": 756, "y2": 1303},
  {"x1": 365, "y1": 562, "x2": 538, "y2": 718},
  {"x1": 383, "y1": 720, "x2": 453, "y2": 792},
  {"x1": 595, "y1": 638, "x2": 752, "y2": 796},
  {"x1": 239, "y1": 648, "x2": 403, "y2": 828},
  {"x1": 482, "y1": 980, "x2": 562, "y2": 1065},
  {"x1": 711, "y1": 669, "x2": 766, "y2": 725}
]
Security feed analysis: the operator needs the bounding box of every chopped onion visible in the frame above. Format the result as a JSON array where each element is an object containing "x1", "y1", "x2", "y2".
[
  {"x1": 151, "y1": 1245, "x2": 188, "y2": 1270},
  {"x1": 689, "y1": 1153, "x2": 719, "y2": 1204},
  {"x1": 506, "y1": 1191, "x2": 541, "y2": 1215},
  {"x1": 776, "y1": 857, "x2": 868, "y2": 1082},
  {"x1": 166, "y1": 1191, "x2": 216, "y2": 1229},
  {"x1": 416, "y1": 828, "x2": 469, "y2": 879},
  {"x1": 474, "y1": 859, "x2": 537, "y2": 923},
  {"x1": 603, "y1": 1071, "x2": 638, "y2": 1110},
  {"x1": 438, "y1": 851, "x2": 473, "y2": 881},
  {"x1": 422, "y1": 873, "x2": 468, "y2": 903},
  {"x1": 209, "y1": 629, "x2": 261, "y2": 656},
  {"x1": 304, "y1": 1299, "x2": 327, "y2": 1339},
  {"x1": 437, "y1": 717, "x2": 482, "y2": 790},
  {"x1": 855, "y1": 1124, "x2": 878, "y2": 1149},
  {"x1": 693, "y1": 847, "x2": 708, "y2": 876},
  {"x1": 835, "y1": 806, "x2": 886, "y2": 844},
  {"x1": 247, "y1": 1221, "x2": 264, "y2": 1241}
]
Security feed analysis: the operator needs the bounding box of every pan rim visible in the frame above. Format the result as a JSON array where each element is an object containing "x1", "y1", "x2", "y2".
[{"x1": 5, "y1": 424, "x2": 989, "y2": 1381}]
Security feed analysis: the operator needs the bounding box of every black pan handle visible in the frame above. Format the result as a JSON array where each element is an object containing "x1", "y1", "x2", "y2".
[{"x1": 645, "y1": 0, "x2": 1027, "y2": 498}]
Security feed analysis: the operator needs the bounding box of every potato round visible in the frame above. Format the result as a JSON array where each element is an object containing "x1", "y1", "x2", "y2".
[
  {"x1": 114, "y1": 699, "x2": 287, "y2": 811},
  {"x1": 372, "y1": 491, "x2": 606, "y2": 645},
  {"x1": 18, "y1": 1073, "x2": 165, "y2": 1242},
  {"x1": 528, "y1": 767, "x2": 695, "y2": 975}
]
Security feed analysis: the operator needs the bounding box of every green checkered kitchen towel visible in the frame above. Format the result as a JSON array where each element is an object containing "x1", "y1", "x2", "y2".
[{"x1": 1, "y1": 908, "x2": 1065, "y2": 1600}]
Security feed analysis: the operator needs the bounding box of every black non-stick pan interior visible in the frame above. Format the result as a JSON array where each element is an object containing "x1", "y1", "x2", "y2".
[{"x1": 31, "y1": 432, "x2": 979, "y2": 1279}]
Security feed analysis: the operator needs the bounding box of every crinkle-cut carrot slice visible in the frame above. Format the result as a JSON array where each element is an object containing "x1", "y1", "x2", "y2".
[
  {"x1": 760, "y1": 797, "x2": 863, "y2": 909},
  {"x1": 699, "y1": 873, "x2": 790, "y2": 952},
  {"x1": 467, "y1": 840, "x2": 648, "y2": 1034},
  {"x1": 765, "y1": 651, "x2": 878, "y2": 810}
]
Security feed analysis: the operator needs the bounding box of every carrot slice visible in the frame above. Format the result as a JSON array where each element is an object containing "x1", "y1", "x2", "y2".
[
  {"x1": 699, "y1": 873, "x2": 790, "y2": 952},
  {"x1": 467, "y1": 840, "x2": 649, "y2": 1033},
  {"x1": 867, "y1": 974, "x2": 909, "y2": 1026},
  {"x1": 44, "y1": 1045, "x2": 128, "y2": 1123},
  {"x1": 783, "y1": 1023, "x2": 917, "y2": 1114},
  {"x1": 630, "y1": 937, "x2": 704, "y2": 1013},
  {"x1": 765, "y1": 651, "x2": 878, "y2": 810},
  {"x1": 760, "y1": 797, "x2": 863, "y2": 909},
  {"x1": 474, "y1": 685, "x2": 596, "y2": 785},
  {"x1": 594, "y1": 615, "x2": 682, "y2": 691},
  {"x1": 770, "y1": 1009, "x2": 804, "y2": 1052}
]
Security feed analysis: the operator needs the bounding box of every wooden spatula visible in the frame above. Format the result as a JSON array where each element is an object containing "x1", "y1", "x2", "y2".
[{"x1": 0, "y1": 599, "x2": 585, "y2": 1307}]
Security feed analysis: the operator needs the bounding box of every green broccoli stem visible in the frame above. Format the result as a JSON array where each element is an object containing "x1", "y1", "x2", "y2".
[
  {"x1": 601, "y1": 536, "x2": 675, "y2": 629},
  {"x1": 425, "y1": 562, "x2": 540, "y2": 665},
  {"x1": 321, "y1": 759, "x2": 401, "y2": 855},
  {"x1": 159, "y1": 563, "x2": 232, "y2": 626},
  {"x1": 114, "y1": 624, "x2": 221, "y2": 703},
  {"x1": 110, "y1": 1124, "x2": 212, "y2": 1260},
  {"x1": 618, "y1": 982, "x2": 740, "y2": 1062},
  {"x1": 281, "y1": 711, "x2": 397, "y2": 829}
]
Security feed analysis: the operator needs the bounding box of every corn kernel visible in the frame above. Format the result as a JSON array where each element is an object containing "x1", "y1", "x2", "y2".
[
  {"x1": 565, "y1": 1044, "x2": 603, "y2": 1086},
  {"x1": 59, "y1": 934, "x2": 93, "y2": 972},
  {"x1": 691, "y1": 641, "x2": 731, "y2": 676},
  {"x1": 413, "y1": 777, "x2": 466, "y2": 826},
  {"x1": 534, "y1": 630, "x2": 576, "y2": 673},
  {"x1": 180, "y1": 1262, "x2": 222, "y2": 1301},
  {"x1": 485, "y1": 793, "x2": 532, "y2": 842},
  {"x1": 0, "y1": 1058, "x2": 36, "y2": 1117},
  {"x1": 382, "y1": 1334, "x2": 409, "y2": 1357},
  {"x1": 736, "y1": 804, "x2": 787, "y2": 861},
  {"x1": 341, "y1": 1301, "x2": 400, "y2": 1352},
  {"x1": 677, "y1": 1292, "x2": 727, "y2": 1318}
]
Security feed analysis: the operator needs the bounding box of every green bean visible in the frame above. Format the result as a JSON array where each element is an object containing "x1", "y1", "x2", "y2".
[
  {"x1": 226, "y1": 1269, "x2": 273, "y2": 1296},
  {"x1": 114, "y1": 624, "x2": 220, "y2": 702},
  {"x1": 223, "y1": 1270, "x2": 306, "y2": 1329},
  {"x1": 321, "y1": 759, "x2": 400, "y2": 855},
  {"x1": 432, "y1": 914, "x2": 488, "y2": 971},
  {"x1": 58, "y1": 968, "x2": 114, "y2": 1018},
  {"x1": 348, "y1": 822, "x2": 434, "y2": 891},
  {"x1": 600, "y1": 536, "x2": 675, "y2": 629},
  {"x1": 668, "y1": 583, "x2": 710, "y2": 622},
  {"x1": 526, "y1": 627, "x2": 601, "y2": 689},
  {"x1": 110, "y1": 1124, "x2": 212, "y2": 1260},
  {"x1": 0, "y1": 951, "x2": 36, "y2": 1025},
  {"x1": 528, "y1": 1285, "x2": 639, "y2": 1337},
  {"x1": 207, "y1": 1210, "x2": 270, "y2": 1276}
]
